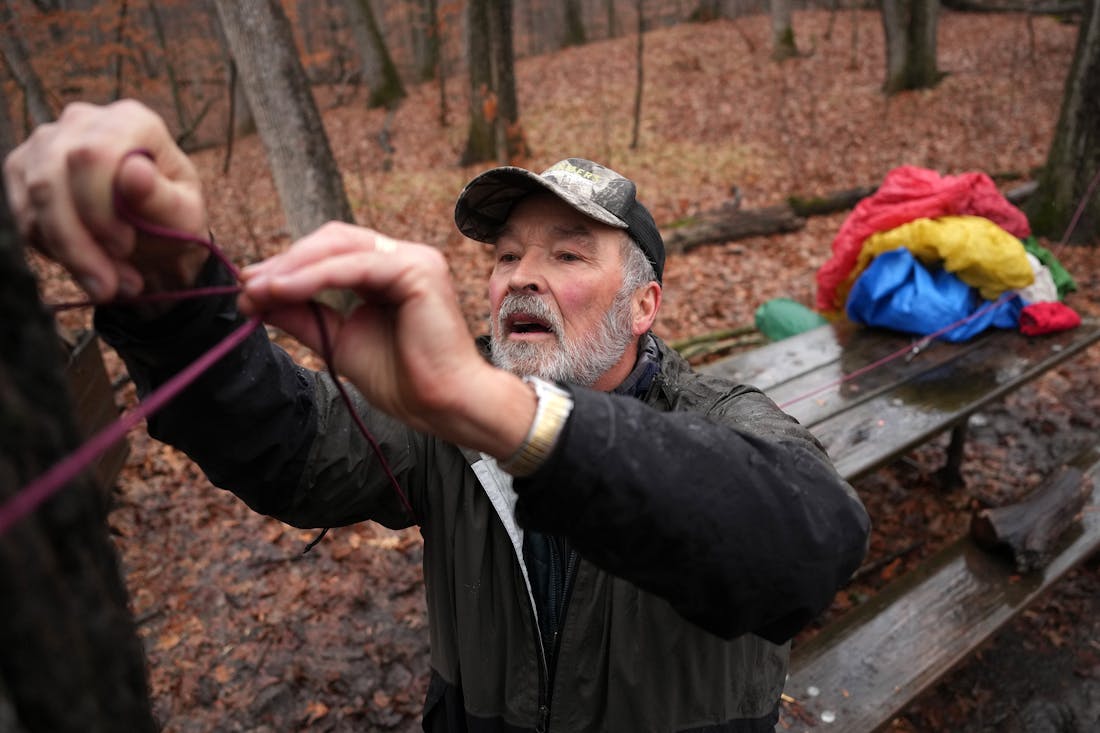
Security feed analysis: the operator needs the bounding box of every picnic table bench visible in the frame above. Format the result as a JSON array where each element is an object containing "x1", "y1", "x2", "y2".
[{"x1": 701, "y1": 318, "x2": 1100, "y2": 732}]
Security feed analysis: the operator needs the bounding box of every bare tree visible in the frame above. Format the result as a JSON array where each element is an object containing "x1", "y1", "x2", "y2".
[
  {"x1": 563, "y1": 0, "x2": 587, "y2": 46},
  {"x1": 410, "y1": 0, "x2": 441, "y2": 81},
  {"x1": 344, "y1": 0, "x2": 407, "y2": 108},
  {"x1": 212, "y1": 0, "x2": 355, "y2": 240},
  {"x1": 770, "y1": 0, "x2": 799, "y2": 61},
  {"x1": 1026, "y1": 0, "x2": 1100, "y2": 243},
  {"x1": 881, "y1": 0, "x2": 943, "y2": 93},
  {"x1": 0, "y1": 0, "x2": 54, "y2": 127},
  {"x1": 461, "y1": 0, "x2": 526, "y2": 165},
  {"x1": 631, "y1": 0, "x2": 646, "y2": 150}
]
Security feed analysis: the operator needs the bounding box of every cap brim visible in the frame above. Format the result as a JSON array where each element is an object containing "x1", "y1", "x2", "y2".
[{"x1": 455, "y1": 166, "x2": 628, "y2": 243}]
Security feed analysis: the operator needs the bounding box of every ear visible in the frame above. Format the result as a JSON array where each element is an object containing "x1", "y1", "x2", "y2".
[{"x1": 631, "y1": 281, "x2": 662, "y2": 336}]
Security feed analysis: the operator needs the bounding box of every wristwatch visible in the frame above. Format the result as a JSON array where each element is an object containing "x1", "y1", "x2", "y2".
[{"x1": 499, "y1": 376, "x2": 574, "y2": 477}]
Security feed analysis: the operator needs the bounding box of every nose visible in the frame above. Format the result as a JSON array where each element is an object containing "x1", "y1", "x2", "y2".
[{"x1": 507, "y1": 253, "x2": 545, "y2": 294}]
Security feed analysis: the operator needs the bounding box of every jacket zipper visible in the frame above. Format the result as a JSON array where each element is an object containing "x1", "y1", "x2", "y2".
[{"x1": 538, "y1": 539, "x2": 580, "y2": 732}]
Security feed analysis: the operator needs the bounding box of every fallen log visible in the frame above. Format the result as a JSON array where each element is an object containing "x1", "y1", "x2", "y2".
[
  {"x1": 970, "y1": 459, "x2": 1092, "y2": 573},
  {"x1": 661, "y1": 178, "x2": 1038, "y2": 254},
  {"x1": 662, "y1": 204, "x2": 804, "y2": 253}
]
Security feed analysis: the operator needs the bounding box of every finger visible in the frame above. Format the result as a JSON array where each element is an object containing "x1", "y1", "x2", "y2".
[
  {"x1": 241, "y1": 223, "x2": 402, "y2": 281},
  {"x1": 245, "y1": 300, "x2": 331, "y2": 355},
  {"x1": 114, "y1": 145, "x2": 207, "y2": 240},
  {"x1": 26, "y1": 164, "x2": 123, "y2": 301},
  {"x1": 243, "y1": 249, "x2": 412, "y2": 311},
  {"x1": 65, "y1": 143, "x2": 137, "y2": 259}
]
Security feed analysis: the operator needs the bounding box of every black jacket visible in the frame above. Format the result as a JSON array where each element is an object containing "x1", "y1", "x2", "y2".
[{"x1": 97, "y1": 258, "x2": 870, "y2": 731}]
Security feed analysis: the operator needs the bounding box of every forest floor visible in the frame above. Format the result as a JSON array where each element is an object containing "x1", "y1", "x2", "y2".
[{"x1": 32, "y1": 9, "x2": 1100, "y2": 732}]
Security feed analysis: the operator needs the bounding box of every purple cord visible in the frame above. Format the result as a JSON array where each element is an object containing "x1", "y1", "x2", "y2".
[
  {"x1": 0, "y1": 317, "x2": 261, "y2": 535},
  {"x1": 2, "y1": 149, "x2": 416, "y2": 535}
]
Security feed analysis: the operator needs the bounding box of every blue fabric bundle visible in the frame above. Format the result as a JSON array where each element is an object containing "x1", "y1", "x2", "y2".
[{"x1": 845, "y1": 248, "x2": 1023, "y2": 342}]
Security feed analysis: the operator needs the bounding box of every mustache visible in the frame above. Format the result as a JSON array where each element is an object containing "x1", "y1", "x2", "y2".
[{"x1": 497, "y1": 293, "x2": 563, "y2": 334}]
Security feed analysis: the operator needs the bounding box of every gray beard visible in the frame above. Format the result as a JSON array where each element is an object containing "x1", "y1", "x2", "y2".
[{"x1": 490, "y1": 290, "x2": 636, "y2": 386}]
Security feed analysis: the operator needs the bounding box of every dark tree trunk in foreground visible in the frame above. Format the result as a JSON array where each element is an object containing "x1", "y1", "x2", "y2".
[
  {"x1": 213, "y1": 0, "x2": 354, "y2": 240},
  {"x1": 881, "y1": 0, "x2": 943, "y2": 93},
  {"x1": 0, "y1": 185, "x2": 155, "y2": 731},
  {"x1": 1026, "y1": 0, "x2": 1100, "y2": 243}
]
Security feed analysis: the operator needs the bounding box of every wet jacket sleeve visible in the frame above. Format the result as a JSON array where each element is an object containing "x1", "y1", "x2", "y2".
[
  {"x1": 511, "y1": 383, "x2": 871, "y2": 644},
  {"x1": 94, "y1": 256, "x2": 418, "y2": 530}
]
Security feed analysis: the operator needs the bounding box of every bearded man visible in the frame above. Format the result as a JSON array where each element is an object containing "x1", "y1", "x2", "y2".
[{"x1": 6, "y1": 100, "x2": 869, "y2": 732}]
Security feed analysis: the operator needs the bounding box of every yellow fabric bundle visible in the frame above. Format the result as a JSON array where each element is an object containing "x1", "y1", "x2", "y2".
[{"x1": 839, "y1": 215, "x2": 1034, "y2": 307}]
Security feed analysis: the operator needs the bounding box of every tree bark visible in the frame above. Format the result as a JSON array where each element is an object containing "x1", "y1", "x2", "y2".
[
  {"x1": 460, "y1": 0, "x2": 495, "y2": 164},
  {"x1": 344, "y1": 0, "x2": 407, "y2": 108},
  {"x1": 562, "y1": 0, "x2": 587, "y2": 47},
  {"x1": 212, "y1": 0, "x2": 355, "y2": 240},
  {"x1": 970, "y1": 461, "x2": 1092, "y2": 572},
  {"x1": 461, "y1": 0, "x2": 524, "y2": 164},
  {"x1": 411, "y1": 0, "x2": 440, "y2": 82},
  {"x1": 881, "y1": 0, "x2": 943, "y2": 94},
  {"x1": 1026, "y1": 0, "x2": 1100, "y2": 243},
  {"x1": 770, "y1": 0, "x2": 799, "y2": 61},
  {"x1": 489, "y1": 0, "x2": 526, "y2": 162},
  {"x1": 630, "y1": 0, "x2": 646, "y2": 150},
  {"x1": 0, "y1": 173, "x2": 155, "y2": 733},
  {"x1": 0, "y1": 0, "x2": 54, "y2": 127}
]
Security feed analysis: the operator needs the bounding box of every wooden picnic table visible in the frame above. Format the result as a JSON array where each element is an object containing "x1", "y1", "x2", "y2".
[
  {"x1": 701, "y1": 318, "x2": 1100, "y2": 733},
  {"x1": 701, "y1": 318, "x2": 1100, "y2": 484}
]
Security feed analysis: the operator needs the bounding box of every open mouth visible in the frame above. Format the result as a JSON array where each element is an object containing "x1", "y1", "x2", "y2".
[{"x1": 506, "y1": 313, "x2": 555, "y2": 336}]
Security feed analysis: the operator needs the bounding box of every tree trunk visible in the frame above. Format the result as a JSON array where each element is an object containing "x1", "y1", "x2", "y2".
[
  {"x1": 0, "y1": 76, "x2": 16, "y2": 158},
  {"x1": 489, "y1": 0, "x2": 527, "y2": 162},
  {"x1": 461, "y1": 0, "x2": 495, "y2": 164},
  {"x1": 411, "y1": 0, "x2": 441, "y2": 82},
  {"x1": 461, "y1": 0, "x2": 523, "y2": 165},
  {"x1": 0, "y1": 0, "x2": 54, "y2": 127},
  {"x1": 563, "y1": 0, "x2": 587, "y2": 47},
  {"x1": 345, "y1": 0, "x2": 407, "y2": 108},
  {"x1": 212, "y1": 0, "x2": 355, "y2": 240},
  {"x1": 1026, "y1": 0, "x2": 1100, "y2": 243},
  {"x1": 630, "y1": 0, "x2": 646, "y2": 150},
  {"x1": 146, "y1": 0, "x2": 193, "y2": 143},
  {"x1": 881, "y1": 0, "x2": 943, "y2": 94},
  {"x1": 689, "y1": 0, "x2": 725, "y2": 22},
  {"x1": 770, "y1": 0, "x2": 799, "y2": 61},
  {"x1": 0, "y1": 174, "x2": 155, "y2": 733}
]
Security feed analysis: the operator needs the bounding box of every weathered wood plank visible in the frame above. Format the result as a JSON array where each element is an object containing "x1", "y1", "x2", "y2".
[
  {"x1": 704, "y1": 319, "x2": 1100, "y2": 482},
  {"x1": 811, "y1": 322, "x2": 1100, "y2": 481},
  {"x1": 779, "y1": 445, "x2": 1100, "y2": 733},
  {"x1": 698, "y1": 321, "x2": 853, "y2": 391}
]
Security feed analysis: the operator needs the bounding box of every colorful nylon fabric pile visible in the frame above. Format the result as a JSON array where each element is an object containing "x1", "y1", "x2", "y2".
[{"x1": 815, "y1": 166, "x2": 1080, "y2": 341}]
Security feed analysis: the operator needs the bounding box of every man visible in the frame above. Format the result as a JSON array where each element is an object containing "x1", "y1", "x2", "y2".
[{"x1": 6, "y1": 100, "x2": 870, "y2": 732}]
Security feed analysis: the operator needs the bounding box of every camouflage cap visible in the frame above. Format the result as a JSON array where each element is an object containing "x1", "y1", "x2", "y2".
[{"x1": 454, "y1": 158, "x2": 665, "y2": 282}]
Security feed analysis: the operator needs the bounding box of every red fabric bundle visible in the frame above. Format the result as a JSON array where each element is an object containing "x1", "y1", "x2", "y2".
[
  {"x1": 816, "y1": 166, "x2": 1032, "y2": 312},
  {"x1": 1018, "y1": 301, "x2": 1082, "y2": 336}
]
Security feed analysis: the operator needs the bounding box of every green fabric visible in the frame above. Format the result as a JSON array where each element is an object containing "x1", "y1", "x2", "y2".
[
  {"x1": 755, "y1": 297, "x2": 828, "y2": 341},
  {"x1": 1023, "y1": 236, "x2": 1077, "y2": 299}
]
